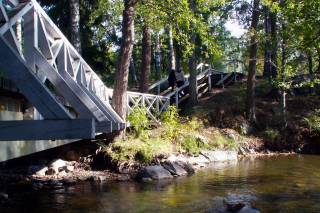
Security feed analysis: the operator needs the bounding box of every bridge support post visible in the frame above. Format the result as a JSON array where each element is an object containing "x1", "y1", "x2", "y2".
[{"x1": 208, "y1": 71, "x2": 212, "y2": 91}]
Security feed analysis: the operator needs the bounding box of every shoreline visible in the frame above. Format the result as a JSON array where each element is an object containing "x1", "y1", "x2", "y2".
[{"x1": 0, "y1": 150, "x2": 297, "y2": 192}]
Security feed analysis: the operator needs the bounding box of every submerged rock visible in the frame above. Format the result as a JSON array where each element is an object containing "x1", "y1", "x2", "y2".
[
  {"x1": 136, "y1": 166, "x2": 173, "y2": 181},
  {"x1": 223, "y1": 194, "x2": 259, "y2": 213},
  {"x1": 161, "y1": 161, "x2": 188, "y2": 176}
]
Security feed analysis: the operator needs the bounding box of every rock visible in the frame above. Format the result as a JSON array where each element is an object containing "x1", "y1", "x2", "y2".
[
  {"x1": 77, "y1": 176, "x2": 88, "y2": 181},
  {"x1": 136, "y1": 166, "x2": 173, "y2": 180},
  {"x1": 66, "y1": 166, "x2": 74, "y2": 172},
  {"x1": 45, "y1": 167, "x2": 56, "y2": 175},
  {"x1": 97, "y1": 176, "x2": 107, "y2": 182},
  {"x1": 49, "y1": 159, "x2": 67, "y2": 173},
  {"x1": 35, "y1": 167, "x2": 48, "y2": 176},
  {"x1": 161, "y1": 161, "x2": 187, "y2": 176},
  {"x1": 223, "y1": 194, "x2": 259, "y2": 213},
  {"x1": 200, "y1": 150, "x2": 238, "y2": 162},
  {"x1": 58, "y1": 170, "x2": 67, "y2": 177},
  {"x1": 226, "y1": 133, "x2": 237, "y2": 141},
  {"x1": 224, "y1": 199, "x2": 245, "y2": 212},
  {"x1": 238, "y1": 205, "x2": 260, "y2": 213},
  {"x1": 175, "y1": 161, "x2": 195, "y2": 174},
  {"x1": 188, "y1": 155, "x2": 210, "y2": 167}
]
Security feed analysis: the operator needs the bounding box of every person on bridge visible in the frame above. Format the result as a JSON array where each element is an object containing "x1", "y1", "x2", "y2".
[
  {"x1": 168, "y1": 69, "x2": 176, "y2": 92},
  {"x1": 175, "y1": 69, "x2": 185, "y2": 87}
]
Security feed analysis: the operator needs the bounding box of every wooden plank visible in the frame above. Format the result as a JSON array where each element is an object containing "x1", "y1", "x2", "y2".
[
  {"x1": 0, "y1": 37, "x2": 71, "y2": 119},
  {"x1": 0, "y1": 119, "x2": 95, "y2": 140}
]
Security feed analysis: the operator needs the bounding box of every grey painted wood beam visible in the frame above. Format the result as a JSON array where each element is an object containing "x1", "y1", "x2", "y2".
[
  {"x1": 0, "y1": 119, "x2": 96, "y2": 140},
  {"x1": 0, "y1": 37, "x2": 71, "y2": 119}
]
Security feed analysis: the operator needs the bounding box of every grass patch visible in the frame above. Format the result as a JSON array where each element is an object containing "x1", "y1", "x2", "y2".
[
  {"x1": 105, "y1": 137, "x2": 173, "y2": 165},
  {"x1": 105, "y1": 106, "x2": 242, "y2": 164}
]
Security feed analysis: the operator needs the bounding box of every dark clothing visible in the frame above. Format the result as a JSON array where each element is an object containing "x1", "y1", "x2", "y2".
[
  {"x1": 177, "y1": 80, "x2": 184, "y2": 87},
  {"x1": 168, "y1": 71, "x2": 176, "y2": 91}
]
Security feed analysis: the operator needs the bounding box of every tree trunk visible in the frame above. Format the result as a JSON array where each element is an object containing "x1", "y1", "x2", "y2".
[
  {"x1": 281, "y1": 30, "x2": 287, "y2": 127},
  {"x1": 188, "y1": 0, "x2": 198, "y2": 106},
  {"x1": 112, "y1": 0, "x2": 137, "y2": 121},
  {"x1": 270, "y1": 10, "x2": 278, "y2": 78},
  {"x1": 317, "y1": 48, "x2": 320, "y2": 73},
  {"x1": 154, "y1": 32, "x2": 161, "y2": 80},
  {"x1": 129, "y1": 56, "x2": 137, "y2": 84},
  {"x1": 69, "y1": 0, "x2": 82, "y2": 53},
  {"x1": 167, "y1": 27, "x2": 176, "y2": 71},
  {"x1": 245, "y1": 0, "x2": 260, "y2": 122},
  {"x1": 307, "y1": 52, "x2": 313, "y2": 75},
  {"x1": 263, "y1": 6, "x2": 271, "y2": 80},
  {"x1": 139, "y1": 25, "x2": 152, "y2": 93},
  {"x1": 174, "y1": 39, "x2": 182, "y2": 71}
]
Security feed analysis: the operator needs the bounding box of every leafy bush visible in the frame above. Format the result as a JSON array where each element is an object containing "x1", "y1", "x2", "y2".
[
  {"x1": 161, "y1": 106, "x2": 180, "y2": 139},
  {"x1": 179, "y1": 135, "x2": 206, "y2": 155},
  {"x1": 303, "y1": 109, "x2": 320, "y2": 132},
  {"x1": 263, "y1": 128, "x2": 280, "y2": 142},
  {"x1": 127, "y1": 107, "x2": 149, "y2": 137},
  {"x1": 209, "y1": 131, "x2": 238, "y2": 150}
]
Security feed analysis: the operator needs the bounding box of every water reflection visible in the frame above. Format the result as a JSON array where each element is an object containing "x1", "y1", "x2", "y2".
[{"x1": 1, "y1": 155, "x2": 320, "y2": 213}]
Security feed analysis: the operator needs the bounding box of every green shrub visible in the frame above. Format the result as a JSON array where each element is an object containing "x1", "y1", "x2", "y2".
[
  {"x1": 209, "y1": 131, "x2": 238, "y2": 150},
  {"x1": 303, "y1": 109, "x2": 320, "y2": 132},
  {"x1": 127, "y1": 107, "x2": 149, "y2": 137},
  {"x1": 263, "y1": 128, "x2": 280, "y2": 142},
  {"x1": 161, "y1": 106, "x2": 180, "y2": 139},
  {"x1": 180, "y1": 135, "x2": 204, "y2": 155}
]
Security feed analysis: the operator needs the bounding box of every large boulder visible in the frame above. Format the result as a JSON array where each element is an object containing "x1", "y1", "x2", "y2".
[
  {"x1": 201, "y1": 151, "x2": 238, "y2": 162},
  {"x1": 49, "y1": 159, "x2": 67, "y2": 174},
  {"x1": 161, "y1": 161, "x2": 188, "y2": 176},
  {"x1": 136, "y1": 165, "x2": 173, "y2": 181},
  {"x1": 175, "y1": 160, "x2": 195, "y2": 174},
  {"x1": 35, "y1": 167, "x2": 48, "y2": 176}
]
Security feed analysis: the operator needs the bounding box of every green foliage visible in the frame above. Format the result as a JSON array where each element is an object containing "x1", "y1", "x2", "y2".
[
  {"x1": 180, "y1": 135, "x2": 206, "y2": 155},
  {"x1": 303, "y1": 109, "x2": 320, "y2": 133},
  {"x1": 263, "y1": 128, "x2": 281, "y2": 142},
  {"x1": 209, "y1": 131, "x2": 238, "y2": 150},
  {"x1": 127, "y1": 107, "x2": 149, "y2": 137},
  {"x1": 105, "y1": 137, "x2": 173, "y2": 164},
  {"x1": 161, "y1": 106, "x2": 180, "y2": 139}
]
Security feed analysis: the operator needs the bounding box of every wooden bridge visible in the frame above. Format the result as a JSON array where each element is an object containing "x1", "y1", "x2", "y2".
[{"x1": 0, "y1": 0, "x2": 242, "y2": 143}]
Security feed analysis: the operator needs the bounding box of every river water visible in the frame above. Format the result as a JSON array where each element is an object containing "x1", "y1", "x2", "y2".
[{"x1": 1, "y1": 155, "x2": 320, "y2": 213}]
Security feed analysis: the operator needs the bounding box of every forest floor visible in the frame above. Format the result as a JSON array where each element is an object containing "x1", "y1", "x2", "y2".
[{"x1": 184, "y1": 79, "x2": 320, "y2": 154}]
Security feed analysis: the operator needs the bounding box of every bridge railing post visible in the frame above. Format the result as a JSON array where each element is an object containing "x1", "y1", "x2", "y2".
[
  {"x1": 175, "y1": 90, "x2": 179, "y2": 107},
  {"x1": 208, "y1": 70, "x2": 212, "y2": 91}
]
